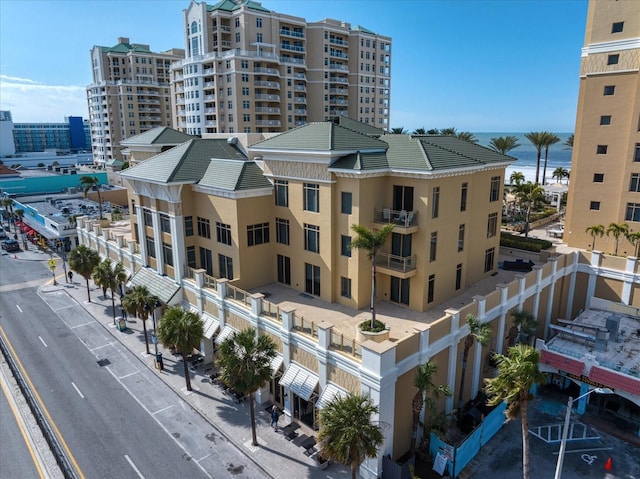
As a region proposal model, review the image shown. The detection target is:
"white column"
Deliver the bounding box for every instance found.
[136,206,148,265]
[516,273,526,310]
[544,258,558,339]
[151,210,164,274]
[532,265,544,318]
[445,308,460,414]
[621,256,636,305]
[496,284,509,354]
[586,251,601,310]
[471,296,486,398]
[567,252,578,318]
[170,213,185,284]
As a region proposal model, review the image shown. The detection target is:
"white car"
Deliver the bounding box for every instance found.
[0,228,7,239]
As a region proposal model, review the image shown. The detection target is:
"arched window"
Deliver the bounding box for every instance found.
[191,21,198,34]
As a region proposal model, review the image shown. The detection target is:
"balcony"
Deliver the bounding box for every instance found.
[329,63,349,72]
[329,37,346,46]
[255,94,281,101]
[281,43,305,53]
[281,57,305,65]
[203,68,214,75]
[204,107,216,114]
[330,51,348,59]
[295,108,307,115]
[294,96,306,104]
[330,99,348,106]
[255,120,282,127]
[330,88,348,94]
[294,72,306,80]
[255,67,280,75]
[255,107,281,114]
[254,80,280,89]
[280,29,305,38]
[205,95,215,101]
[329,76,348,84]
[205,120,217,127]
[204,82,215,88]
[373,208,419,232]
[375,253,417,278]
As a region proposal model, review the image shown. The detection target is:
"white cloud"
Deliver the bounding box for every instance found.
[0,75,88,122]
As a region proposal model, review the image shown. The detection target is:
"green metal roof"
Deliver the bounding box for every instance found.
[332,116,384,137]
[207,0,270,13]
[101,41,151,54]
[120,127,194,147]
[353,25,376,34]
[200,159,271,191]
[129,267,180,304]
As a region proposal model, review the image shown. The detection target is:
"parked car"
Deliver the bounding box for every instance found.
[1,239,19,252]
[0,228,7,239]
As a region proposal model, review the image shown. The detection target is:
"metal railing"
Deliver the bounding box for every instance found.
[329,330,362,358]
[374,208,418,227]
[203,273,217,292]
[375,253,417,273]
[292,313,317,338]
[226,284,250,307]
[261,300,280,321]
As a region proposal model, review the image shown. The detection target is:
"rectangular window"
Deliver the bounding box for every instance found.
[611,21,624,33]
[275,218,290,245]
[199,247,213,276]
[186,246,196,268]
[484,247,495,273]
[304,224,320,253]
[341,235,352,257]
[603,85,615,96]
[590,201,601,211]
[634,144,640,162]
[427,274,435,303]
[218,254,233,280]
[593,173,604,183]
[455,263,462,291]
[430,231,437,262]
[184,216,194,236]
[247,222,270,246]
[490,176,501,202]
[600,115,612,125]
[162,242,173,266]
[458,224,465,252]
[390,277,410,305]
[340,277,351,298]
[431,187,440,218]
[275,180,289,207]
[460,182,468,211]
[597,145,608,154]
[391,232,412,257]
[216,222,232,245]
[143,209,153,227]
[146,235,155,258]
[630,173,640,192]
[487,212,498,238]
[303,183,320,212]
[305,263,321,296]
[277,254,291,285]
[607,54,619,65]
[341,192,352,214]
[160,214,171,233]
[197,217,211,239]
[393,185,414,211]
[625,203,640,222]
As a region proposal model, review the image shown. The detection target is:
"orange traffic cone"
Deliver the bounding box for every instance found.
[13,254,17,259]
[605,457,612,471]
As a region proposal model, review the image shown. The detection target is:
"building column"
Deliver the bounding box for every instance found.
[567,252,578,318]
[471,295,486,398]
[532,265,544,319]
[621,256,636,305]
[170,213,185,284]
[445,308,460,414]
[516,273,526,310]
[586,251,601,310]
[152,211,164,274]
[496,284,509,354]
[576,382,590,414]
[279,306,295,416]
[544,258,558,339]
[136,206,148,266]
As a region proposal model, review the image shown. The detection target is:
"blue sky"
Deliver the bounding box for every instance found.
[0,0,588,132]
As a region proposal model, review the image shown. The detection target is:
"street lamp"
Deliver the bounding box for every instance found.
[151,299,162,370]
[554,387,613,479]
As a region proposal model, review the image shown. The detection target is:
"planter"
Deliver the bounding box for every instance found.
[315,455,330,470]
[356,320,390,343]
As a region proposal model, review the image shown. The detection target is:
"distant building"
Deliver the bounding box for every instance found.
[0,110,16,157]
[86,37,185,167]
[12,116,91,153]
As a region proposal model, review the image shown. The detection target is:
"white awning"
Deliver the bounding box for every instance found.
[316,383,348,410]
[202,314,220,340]
[214,325,236,345]
[279,363,318,401]
[270,355,284,376]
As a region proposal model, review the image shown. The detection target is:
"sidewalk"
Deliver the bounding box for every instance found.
[27,253,350,479]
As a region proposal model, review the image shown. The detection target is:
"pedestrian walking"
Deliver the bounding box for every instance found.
[68,270,73,283]
[271,405,280,430]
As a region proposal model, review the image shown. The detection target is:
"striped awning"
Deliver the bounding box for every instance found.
[316,383,348,410]
[214,325,236,345]
[270,355,284,376]
[279,363,318,401]
[201,314,220,340]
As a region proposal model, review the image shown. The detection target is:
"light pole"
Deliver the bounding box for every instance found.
[151,299,162,370]
[554,387,613,479]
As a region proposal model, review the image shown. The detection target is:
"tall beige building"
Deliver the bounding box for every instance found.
[171,0,391,136]
[565,0,640,254]
[87,37,185,167]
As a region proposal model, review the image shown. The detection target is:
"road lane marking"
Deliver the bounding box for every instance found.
[16,304,23,313]
[90,343,115,351]
[70,322,95,329]
[71,382,85,399]
[124,454,146,479]
[152,404,175,416]
[119,371,140,379]
[38,336,48,348]
[0,326,86,479]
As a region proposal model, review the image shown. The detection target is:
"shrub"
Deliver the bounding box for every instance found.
[500,232,552,252]
[359,319,386,333]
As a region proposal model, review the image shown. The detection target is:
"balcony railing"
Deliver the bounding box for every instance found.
[280,44,305,52]
[254,81,280,89]
[292,313,317,338]
[255,120,282,127]
[255,67,280,75]
[255,94,281,101]
[280,29,305,38]
[329,330,362,358]
[375,253,417,273]
[374,208,418,228]
[255,107,281,114]
[226,284,250,307]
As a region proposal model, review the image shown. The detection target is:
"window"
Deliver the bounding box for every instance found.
[162,242,173,266]
[184,216,194,236]
[256,17,262,28]
[626,203,640,222]
[257,33,263,43]
[199,247,213,276]
[303,183,319,212]
[460,182,468,211]
[341,192,352,214]
[487,212,498,238]
[634,144,640,162]
[341,235,352,257]
[429,232,437,262]
[143,209,153,227]
[160,214,171,233]
[277,255,291,285]
[490,176,501,202]
[393,185,414,211]
[597,145,608,154]
[431,187,440,218]
[186,246,196,268]
[305,263,321,296]
[590,201,601,211]
[603,85,615,96]
[607,54,619,65]
[427,274,435,303]
[390,277,410,305]
[600,115,612,125]
[458,224,465,252]
[611,21,624,33]
[304,224,320,253]
[247,222,270,246]
[391,232,412,258]
[340,277,351,298]
[630,173,640,192]
[216,222,232,245]
[455,264,462,291]
[593,173,604,183]
[218,254,233,280]
[276,218,290,245]
[146,235,155,258]
[275,180,288,206]
[484,247,495,273]
[197,217,211,239]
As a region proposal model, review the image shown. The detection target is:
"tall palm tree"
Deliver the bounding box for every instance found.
[412,127,426,135]
[485,345,546,479]
[68,245,100,302]
[92,259,127,322]
[350,223,395,329]
[488,136,521,155]
[455,131,478,143]
[157,306,204,391]
[507,310,538,348]
[14,208,24,228]
[426,128,440,134]
[122,285,156,354]
[552,167,568,184]
[607,222,629,255]
[439,127,457,136]
[585,224,605,251]
[625,231,640,257]
[317,392,384,479]
[411,360,451,453]
[563,134,574,149]
[216,329,276,446]
[457,314,491,421]
[514,181,545,238]
[509,171,525,186]
[524,131,545,184]
[79,175,104,219]
[0,198,14,232]
[541,132,560,185]
[390,127,407,134]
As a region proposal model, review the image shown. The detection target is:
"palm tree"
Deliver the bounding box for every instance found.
[509,171,525,186]
[485,345,546,479]
[216,329,276,446]
[439,127,456,136]
[507,310,538,347]
[607,222,629,255]
[426,128,440,134]
[412,127,426,135]
[625,231,640,257]
[488,136,521,155]
[390,127,407,134]
[552,167,568,184]
[524,131,545,184]
[541,132,560,185]
[0,198,14,232]
[514,181,545,238]
[79,175,104,219]
[92,259,127,322]
[455,131,478,143]
[585,224,605,251]
[317,392,384,479]
[68,245,100,302]
[350,223,395,329]
[563,134,574,149]
[157,306,204,391]
[122,285,156,354]
[411,360,451,453]
[14,208,24,228]
[457,314,491,421]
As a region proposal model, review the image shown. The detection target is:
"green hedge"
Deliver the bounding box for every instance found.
[500,232,552,252]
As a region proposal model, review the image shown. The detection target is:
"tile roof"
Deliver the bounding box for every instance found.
[207,0,270,13]
[199,159,271,191]
[332,116,384,137]
[539,349,585,376]
[330,152,389,171]
[120,127,193,147]
[589,366,640,396]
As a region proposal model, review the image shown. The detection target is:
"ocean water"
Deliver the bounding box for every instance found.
[474,132,573,184]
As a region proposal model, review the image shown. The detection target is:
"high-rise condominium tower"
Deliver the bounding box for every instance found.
[86,38,185,166]
[172,0,392,136]
[565,0,640,254]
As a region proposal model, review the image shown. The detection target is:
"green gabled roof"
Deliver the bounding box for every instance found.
[200,159,271,191]
[207,0,270,13]
[122,139,247,183]
[251,122,388,152]
[120,127,193,147]
[353,25,376,34]
[101,42,151,54]
[332,116,384,137]
[330,152,389,171]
